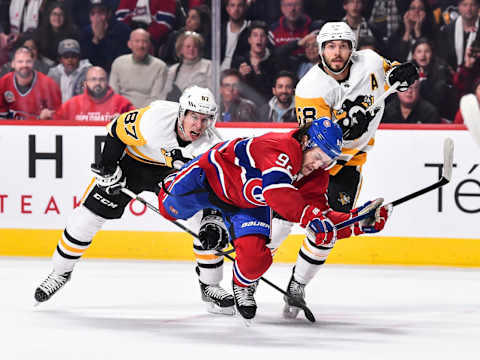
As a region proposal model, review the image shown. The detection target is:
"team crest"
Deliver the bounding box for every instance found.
[4,91,15,103]
[334,95,380,140]
[338,192,351,206]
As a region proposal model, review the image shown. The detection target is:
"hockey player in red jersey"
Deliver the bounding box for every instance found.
[157,118,392,321]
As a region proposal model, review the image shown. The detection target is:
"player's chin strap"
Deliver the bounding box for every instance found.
[119,186,316,323]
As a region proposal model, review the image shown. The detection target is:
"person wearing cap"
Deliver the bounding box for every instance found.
[48,39,92,103]
[109,28,168,107]
[80,0,131,73]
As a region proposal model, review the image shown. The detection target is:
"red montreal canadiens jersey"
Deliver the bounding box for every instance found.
[0,71,61,119]
[198,130,330,223]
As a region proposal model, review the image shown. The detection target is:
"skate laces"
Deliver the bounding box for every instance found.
[204,284,231,300]
[288,278,305,299]
[233,283,257,306]
[39,272,69,294]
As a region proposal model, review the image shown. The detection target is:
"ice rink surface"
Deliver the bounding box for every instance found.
[1,257,479,360]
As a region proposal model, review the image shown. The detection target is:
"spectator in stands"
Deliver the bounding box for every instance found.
[160,5,211,65]
[0,47,61,120]
[382,79,441,123]
[454,77,480,123]
[412,37,456,120]
[269,0,312,56]
[342,0,379,44]
[438,0,479,69]
[296,32,320,79]
[219,68,257,122]
[9,0,43,34]
[163,31,212,102]
[245,0,281,26]
[34,2,79,63]
[232,21,279,105]
[388,0,438,61]
[69,0,118,30]
[48,39,91,103]
[0,32,53,77]
[357,34,380,52]
[115,0,176,49]
[80,0,131,73]
[453,40,480,101]
[109,28,168,107]
[369,0,402,46]
[55,66,134,121]
[221,0,250,70]
[274,30,319,78]
[258,70,297,122]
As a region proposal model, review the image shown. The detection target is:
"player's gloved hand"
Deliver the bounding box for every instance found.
[349,198,392,234]
[198,209,229,250]
[91,163,126,195]
[386,62,419,92]
[300,205,337,247]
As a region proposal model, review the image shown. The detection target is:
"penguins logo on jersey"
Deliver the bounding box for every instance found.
[334,95,380,140]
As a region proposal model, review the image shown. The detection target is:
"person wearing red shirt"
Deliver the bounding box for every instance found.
[115,0,176,46]
[0,47,61,120]
[55,66,134,122]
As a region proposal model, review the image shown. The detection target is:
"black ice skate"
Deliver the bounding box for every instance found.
[196,267,235,315]
[283,273,306,319]
[34,270,71,304]
[232,280,258,322]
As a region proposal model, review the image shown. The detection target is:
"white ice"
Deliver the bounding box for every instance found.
[1,257,479,360]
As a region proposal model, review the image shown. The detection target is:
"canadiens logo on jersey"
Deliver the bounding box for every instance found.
[4,91,15,103]
[334,95,380,140]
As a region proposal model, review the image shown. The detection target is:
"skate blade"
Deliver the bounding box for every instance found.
[205,302,236,316]
[283,303,300,319]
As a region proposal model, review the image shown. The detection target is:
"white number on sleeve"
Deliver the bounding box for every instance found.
[275,153,292,172]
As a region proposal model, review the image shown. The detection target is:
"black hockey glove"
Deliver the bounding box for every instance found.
[91,163,126,195]
[198,209,229,250]
[386,62,419,92]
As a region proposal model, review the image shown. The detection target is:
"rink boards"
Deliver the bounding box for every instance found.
[0,122,479,266]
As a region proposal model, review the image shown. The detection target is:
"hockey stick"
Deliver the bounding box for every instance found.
[334,137,454,231]
[365,81,400,115]
[120,187,316,323]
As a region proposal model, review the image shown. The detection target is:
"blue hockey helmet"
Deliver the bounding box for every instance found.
[305,117,343,160]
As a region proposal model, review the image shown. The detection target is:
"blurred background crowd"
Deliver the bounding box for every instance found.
[0,0,479,124]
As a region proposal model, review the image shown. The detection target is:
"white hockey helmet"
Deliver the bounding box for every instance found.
[317,22,356,75]
[178,85,218,135]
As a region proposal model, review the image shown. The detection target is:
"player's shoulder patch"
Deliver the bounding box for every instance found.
[113,106,150,146]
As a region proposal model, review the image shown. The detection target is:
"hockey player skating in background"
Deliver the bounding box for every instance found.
[279,22,419,318]
[34,86,236,314]
[157,118,392,321]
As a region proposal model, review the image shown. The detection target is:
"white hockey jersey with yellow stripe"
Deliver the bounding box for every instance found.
[295,49,398,175]
[107,100,219,167]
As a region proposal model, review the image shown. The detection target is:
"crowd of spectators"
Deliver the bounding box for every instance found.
[0,0,479,124]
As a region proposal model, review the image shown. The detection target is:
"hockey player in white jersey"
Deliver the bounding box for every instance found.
[275,22,419,319]
[34,86,235,314]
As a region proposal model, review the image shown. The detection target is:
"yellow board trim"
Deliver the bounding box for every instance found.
[1,229,480,267]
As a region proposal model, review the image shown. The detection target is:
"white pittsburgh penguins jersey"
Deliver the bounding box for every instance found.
[107,100,219,167]
[295,49,398,175]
